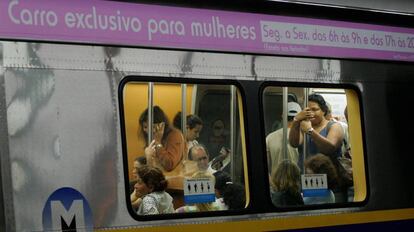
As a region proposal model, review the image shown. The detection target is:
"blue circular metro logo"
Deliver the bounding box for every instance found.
[42,187,93,231]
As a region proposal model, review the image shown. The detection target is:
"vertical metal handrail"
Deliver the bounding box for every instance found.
[147,82,154,144]
[181,84,189,161]
[181,84,187,141]
[303,88,309,173]
[282,87,288,161]
[230,86,237,180]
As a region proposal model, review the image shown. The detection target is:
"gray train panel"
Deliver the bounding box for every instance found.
[0,41,387,231]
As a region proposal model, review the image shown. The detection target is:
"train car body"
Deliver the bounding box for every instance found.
[0,0,414,231]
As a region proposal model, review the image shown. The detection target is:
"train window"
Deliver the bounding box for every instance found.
[120,80,248,217]
[263,86,366,207]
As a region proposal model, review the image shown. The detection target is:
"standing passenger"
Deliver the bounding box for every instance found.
[325,103,350,158]
[266,102,302,175]
[173,112,204,150]
[288,94,344,170]
[288,94,349,201]
[208,119,228,160]
[139,106,186,172]
[289,94,344,159]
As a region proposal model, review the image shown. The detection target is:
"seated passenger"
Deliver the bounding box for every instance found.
[173,112,204,150]
[134,166,175,215]
[130,156,147,194]
[189,144,215,174]
[212,170,245,210]
[130,157,148,210]
[139,106,186,173]
[303,154,338,204]
[270,160,304,206]
[175,171,221,213]
[210,146,231,173]
[213,171,231,210]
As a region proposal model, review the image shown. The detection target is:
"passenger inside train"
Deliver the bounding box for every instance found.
[123,82,247,214]
[303,154,338,204]
[210,146,231,173]
[130,157,148,210]
[175,171,222,213]
[134,166,175,215]
[129,156,147,193]
[270,160,304,206]
[288,93,351,203]
[266,102,302,175]
[123,82,357,216]
[263,87,355,207]
[188,144,216,174]
[211,170,246,210]
[139,106,186,173]
[173,113,204,151]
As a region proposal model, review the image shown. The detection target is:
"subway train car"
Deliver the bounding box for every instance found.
[1,0,414,231]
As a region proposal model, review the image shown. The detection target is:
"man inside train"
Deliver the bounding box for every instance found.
[266,101,302,175]
[189,144,216,174]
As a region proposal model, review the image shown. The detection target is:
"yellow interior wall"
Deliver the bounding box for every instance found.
[345,89,367,202]
[123,83,193,180]
[237,90,250,207]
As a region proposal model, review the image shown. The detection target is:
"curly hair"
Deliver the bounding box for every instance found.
[305,154,339,189]
[137,166,168,192]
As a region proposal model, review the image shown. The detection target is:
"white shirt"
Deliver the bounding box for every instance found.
[266,128,299,173]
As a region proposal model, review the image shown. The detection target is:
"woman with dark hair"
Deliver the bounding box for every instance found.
[139,106,186,172]
[288,94,349,202]
[213,171,246,210]
[134,166,174,215]
[289,94,344,161]
[303,154,338,204]
[173,112,204,150]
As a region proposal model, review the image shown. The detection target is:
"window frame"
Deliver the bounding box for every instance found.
[118,76,251,220]
[259,82,368,211]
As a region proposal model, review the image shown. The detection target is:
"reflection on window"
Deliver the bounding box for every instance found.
[121,81,248,216]
[264,87,364,207]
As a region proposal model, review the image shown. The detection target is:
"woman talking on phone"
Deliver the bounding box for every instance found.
[139,106,187,172]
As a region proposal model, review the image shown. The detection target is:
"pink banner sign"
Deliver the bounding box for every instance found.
[1,0,414,61]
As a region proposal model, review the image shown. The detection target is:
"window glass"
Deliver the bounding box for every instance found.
[121,81,248,216]
[263,86,365,207]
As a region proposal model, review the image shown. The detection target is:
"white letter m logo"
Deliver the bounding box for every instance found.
[50,199,85,231]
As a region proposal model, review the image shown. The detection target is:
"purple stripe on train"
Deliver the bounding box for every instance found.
[1,0,414,61]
